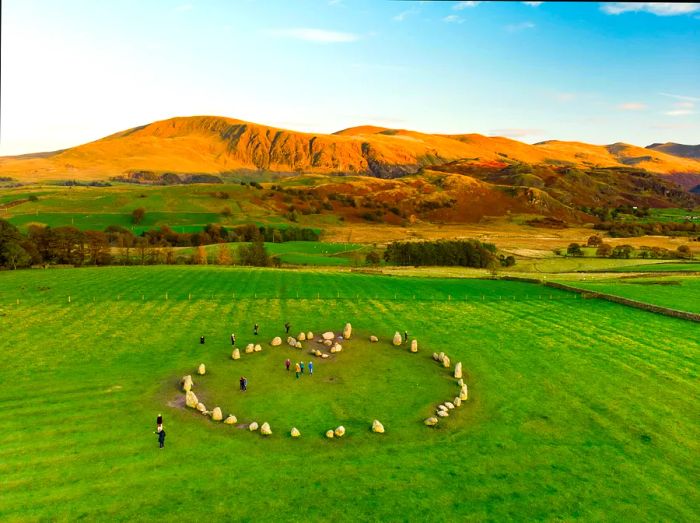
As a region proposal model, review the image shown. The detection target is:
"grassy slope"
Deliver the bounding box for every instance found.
[556,275,700,313]
[0,267,698,521]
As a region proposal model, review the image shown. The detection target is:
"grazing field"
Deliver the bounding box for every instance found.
[556,275,700,314]
[607,262,700,273]
[0,267,698,521]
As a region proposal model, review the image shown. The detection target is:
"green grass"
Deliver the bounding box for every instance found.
[0,266,698,521]
[555,275,700,313]
[506,256,667,273]
[607,262,700,272]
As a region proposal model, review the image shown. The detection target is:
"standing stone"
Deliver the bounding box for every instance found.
[245,343,255,353]
[295,342,302,349]
[298,332,306,341]
[232,348,241,360]
[453,397,462,407]
[224,415,237,425]
[370,335,378,343]
[288,338,297,347]
[307,332,314,340]
[437,404,448,412]
[261,422,272,435]
[197,363,206,375]
[334,426,346,437]
[442,356,451,368]
[424,417,439,426]
[185,390,198,408]
[322,331,335,341]
[454,362,463,379]
[321,354,329,359]
[410,340,418,353]
[196,402,206,413]
[460,384,469,401]
[432,353,439,361]
[392,332,402,346]
[211,407,223,421]
[372,420,385,433]
[343,323,352,340]
[325,430,335,439]
[181,375,193,392]
[457,378,464,387]
[438,352,445,363]
[249,422,259,431]
[290,427,301,438]
[254,344,262,352]
[437,410,449,417]
[271,337,282,346]
[445,402,455,410]
[323,340,333,347]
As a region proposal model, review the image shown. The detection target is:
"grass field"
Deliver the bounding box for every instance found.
[0,267,698,521]
[606,262,700,273]
[556,275,700,314]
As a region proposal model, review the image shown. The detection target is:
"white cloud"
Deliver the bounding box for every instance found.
[673,101,695,109]
[660,92,700,102]
[268,28,361,43]
[454,1,480,10]
[601,3,700,16]
[617,102,647,111]
[522,2,543,6]
[505,21,535,32]
[393,9,419,22]
[489,128,544,138]
[664,109,695,116]
[443,15,465,24]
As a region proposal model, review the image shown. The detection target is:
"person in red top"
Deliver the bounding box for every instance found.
[285,358,291,371]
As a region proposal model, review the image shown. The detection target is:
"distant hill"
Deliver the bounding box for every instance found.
[647,142,700,160]
[1,115,699,184]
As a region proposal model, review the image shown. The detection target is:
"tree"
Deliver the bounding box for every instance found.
[84,230,111,265]
[611,244,634,259]
[365,250,381,267]
[238,238,269,267]
[1,242,31,269]
[676,244,692,259]
[587,235,602,247]
[194,245,208,265]
[596,243,612,257]
[216,243,232,265]
[567,243,584,257]
[132,207,146,225]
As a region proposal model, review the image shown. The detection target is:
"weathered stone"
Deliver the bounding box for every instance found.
[196,402,206,412]
[290,427,301,438]
[307,332,314,340]
[323,339,333,347]
[438,352,445,363]
[322,331,335,340]
[424,417,439,426]
[321,353,329,359]
[224,415,237,424]
[460,384,468,401]
[330,346,337,354]
[437,410,449,417]
[372,420,385,433]
[254,344,262,352]
[343,323,352,340]
[392,332,402,346]
[315,350,322,357]
[437,404,448,412]
[249,422,259,431]
[185,390,198,408]
[410,340,418,353]
[457,378,464,387]
[325,430,335,439]
[245,343,254,353]
[197,363,206,375]
[453,397,462,407]
[296,332,305,341]
[181,375,193,392]
[370,335,378,343]
[288,337,297,347]
[334,425,346,437]
[454,362,463,379]
[211,407,223,421]
[432,352,439,361]
[332,343,342,352]
[442,356,451,368]
[295,342,302,349]
[445,402,455,410]
[232,348,241,360]
[260,422,272,435]
[271,336,282,346]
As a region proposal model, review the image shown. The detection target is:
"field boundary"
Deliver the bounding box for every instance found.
[501,276,700,322]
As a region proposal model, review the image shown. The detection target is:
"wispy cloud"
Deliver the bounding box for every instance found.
[601,3,700,16]
[617,102,647,111]
[453,1,480,10]
[505,21,535,32]
[393,8,419,22]
[664,109,695,116]
[522,2,543,6]
[267,28,361,43]
[443,15,465,24]
[673,101,696,109]
[660,92,700,102]
[489,128,544,138]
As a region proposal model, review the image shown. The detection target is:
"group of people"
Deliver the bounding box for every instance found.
[239,376,248,391]
[285,358,313,379]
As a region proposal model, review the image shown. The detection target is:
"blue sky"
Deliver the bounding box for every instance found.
[1,1,699,155]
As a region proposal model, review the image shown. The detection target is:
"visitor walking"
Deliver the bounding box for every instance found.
[404,330,409,343]
[285,358,291,372]
[157,428,166,448]
[308,361,313,376]
[239,376,245,391]
[156,414,163,432]
[243,377,248,392]
[295,362,301,379]
[200,335,205,345]
[300,361,305,375]
[285,321,290,334]
[253,323,259,336]
[230,333,236,346]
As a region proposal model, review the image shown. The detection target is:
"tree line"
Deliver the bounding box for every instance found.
[0,219,315,269]
[383,239,515,268]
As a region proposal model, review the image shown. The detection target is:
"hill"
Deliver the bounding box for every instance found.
[647,142,700,160]
[1,116,699,184]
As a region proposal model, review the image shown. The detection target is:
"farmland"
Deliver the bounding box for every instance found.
[0,267,698,521]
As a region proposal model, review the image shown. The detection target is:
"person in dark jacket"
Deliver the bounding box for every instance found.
[243,377,248,391]
[300,361,305,375]
[253,324,259,336]
[285,322,290,334]
[200,335,205,344]
[230,333,236,346]
[158,429,166,448]
[156,414,163,431]
[239,376,245,391]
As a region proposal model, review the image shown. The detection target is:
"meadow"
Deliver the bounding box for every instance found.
[0,266,698,521]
